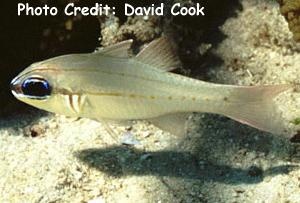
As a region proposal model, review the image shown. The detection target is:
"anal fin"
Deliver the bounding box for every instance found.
[148,113,190,136]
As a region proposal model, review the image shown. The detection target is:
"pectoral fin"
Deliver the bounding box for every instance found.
[148,113,190,137]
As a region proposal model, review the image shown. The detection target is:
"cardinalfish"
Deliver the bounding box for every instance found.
[10,37,293,136]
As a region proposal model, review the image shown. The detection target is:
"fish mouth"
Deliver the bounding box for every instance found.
[10,77,22,96]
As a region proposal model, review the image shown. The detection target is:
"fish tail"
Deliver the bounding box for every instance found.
[217,84,293,134]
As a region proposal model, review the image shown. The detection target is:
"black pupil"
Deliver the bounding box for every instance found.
[21,77,51,98]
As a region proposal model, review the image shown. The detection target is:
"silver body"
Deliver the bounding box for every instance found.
[46,54,227,120]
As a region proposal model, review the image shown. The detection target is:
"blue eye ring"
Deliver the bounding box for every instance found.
[21,77,52,99]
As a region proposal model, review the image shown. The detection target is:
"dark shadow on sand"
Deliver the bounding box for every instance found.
[0,109,49,131]
[76,146,298,185]
[76,114,299,186]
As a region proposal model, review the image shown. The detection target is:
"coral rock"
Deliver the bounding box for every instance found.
[279,0,300,41]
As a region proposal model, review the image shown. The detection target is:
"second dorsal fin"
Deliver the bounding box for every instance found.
[94,39,133,58]
[135,37,181,72]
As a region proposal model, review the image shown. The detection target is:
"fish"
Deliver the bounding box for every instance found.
[10,37,293,136]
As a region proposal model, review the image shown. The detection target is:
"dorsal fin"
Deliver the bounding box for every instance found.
[94,39,133,58]
[135,37,181,72]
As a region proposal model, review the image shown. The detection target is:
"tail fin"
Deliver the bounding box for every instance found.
[218,84,293,135]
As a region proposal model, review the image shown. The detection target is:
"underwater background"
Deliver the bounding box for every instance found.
[1,0,300,202]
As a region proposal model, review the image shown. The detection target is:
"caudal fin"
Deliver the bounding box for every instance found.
[218,84,293,135]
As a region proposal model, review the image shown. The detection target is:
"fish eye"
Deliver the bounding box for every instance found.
[21,77,52,99]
